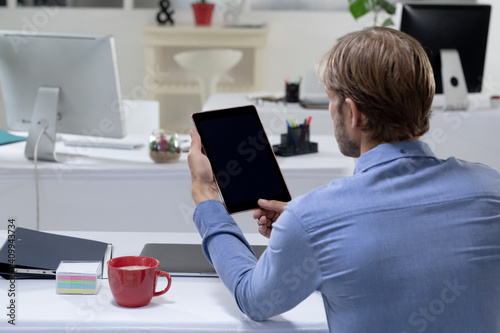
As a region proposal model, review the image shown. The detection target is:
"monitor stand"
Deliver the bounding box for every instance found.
[24,86,61,162]
[440,49,469,111]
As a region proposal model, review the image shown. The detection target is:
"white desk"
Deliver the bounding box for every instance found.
[203,93,336,138]
[0,278,327,333]
[0,231,328,332]
[423,109,500,171]
[0,133,353,233]
[205,93,500,171]
[3,92,498,233]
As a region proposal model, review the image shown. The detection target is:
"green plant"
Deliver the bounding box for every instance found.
[348,0,396,27]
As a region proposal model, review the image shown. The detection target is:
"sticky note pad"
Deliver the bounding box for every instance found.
[56,261,101,295]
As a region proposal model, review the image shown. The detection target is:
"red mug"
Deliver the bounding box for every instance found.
[107,256,172,307]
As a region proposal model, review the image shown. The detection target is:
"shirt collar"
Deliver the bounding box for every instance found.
[354,140,437,174]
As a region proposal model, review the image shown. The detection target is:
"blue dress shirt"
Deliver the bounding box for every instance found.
[193,140,500,333]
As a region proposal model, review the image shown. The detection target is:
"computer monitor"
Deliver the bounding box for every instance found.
[398,3,491,110]
[0,30,126,161]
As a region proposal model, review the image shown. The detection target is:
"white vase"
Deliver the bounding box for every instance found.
[222,0,246,24]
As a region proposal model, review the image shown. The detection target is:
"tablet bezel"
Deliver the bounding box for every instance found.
[191,105,291,214]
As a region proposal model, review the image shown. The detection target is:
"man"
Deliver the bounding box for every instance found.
[187,27,500,332]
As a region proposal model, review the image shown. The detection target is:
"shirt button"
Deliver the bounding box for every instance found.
[400,149,406,154]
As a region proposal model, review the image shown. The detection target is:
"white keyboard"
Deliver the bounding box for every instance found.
[63,140,144,150]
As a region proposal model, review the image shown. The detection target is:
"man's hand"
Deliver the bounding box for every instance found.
[253,199,287,238]
[187,130,220,205]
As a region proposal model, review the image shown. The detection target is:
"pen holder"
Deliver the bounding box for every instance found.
[285,82,300,103]
[273,125,318,156]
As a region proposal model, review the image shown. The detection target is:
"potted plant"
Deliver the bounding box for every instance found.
[348,0,396,27]
[192,0,215,26]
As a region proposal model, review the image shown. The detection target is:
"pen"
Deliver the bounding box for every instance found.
[289,118,296,127]
[306,116,312,126]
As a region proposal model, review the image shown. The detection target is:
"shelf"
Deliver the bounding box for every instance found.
[142,25,269,48]
[141,24,269,131]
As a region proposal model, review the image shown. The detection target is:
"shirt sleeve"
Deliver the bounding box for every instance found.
[193,200,321,321]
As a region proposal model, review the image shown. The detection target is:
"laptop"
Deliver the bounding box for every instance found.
[140,243,267,277]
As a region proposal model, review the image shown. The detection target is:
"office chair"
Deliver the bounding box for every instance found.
[173,49,243,107]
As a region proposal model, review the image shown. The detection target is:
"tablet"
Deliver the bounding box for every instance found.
[192,105,291,214]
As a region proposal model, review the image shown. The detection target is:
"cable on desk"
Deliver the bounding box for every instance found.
[33,123,49,231]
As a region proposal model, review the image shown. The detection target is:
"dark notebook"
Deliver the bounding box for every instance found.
[0,227,110,279]
[140,243,267,277]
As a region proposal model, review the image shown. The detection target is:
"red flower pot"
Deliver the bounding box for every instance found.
[192,3,215,26]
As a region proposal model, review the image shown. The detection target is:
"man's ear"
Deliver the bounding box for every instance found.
[345,98,365,129]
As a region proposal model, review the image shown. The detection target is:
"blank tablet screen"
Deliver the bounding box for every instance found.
[192,105,291,213]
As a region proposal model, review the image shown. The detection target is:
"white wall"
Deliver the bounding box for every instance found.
[0,3,499,130]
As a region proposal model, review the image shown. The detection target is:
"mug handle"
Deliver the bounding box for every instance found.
[154,270,172,297]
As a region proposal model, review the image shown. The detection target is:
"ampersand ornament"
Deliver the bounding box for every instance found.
[157,0,175,25]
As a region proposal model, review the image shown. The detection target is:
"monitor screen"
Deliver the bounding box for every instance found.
[0,31,126,161]
[399,4,491,95]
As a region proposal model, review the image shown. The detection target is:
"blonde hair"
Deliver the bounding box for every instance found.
[319,27,435,142]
